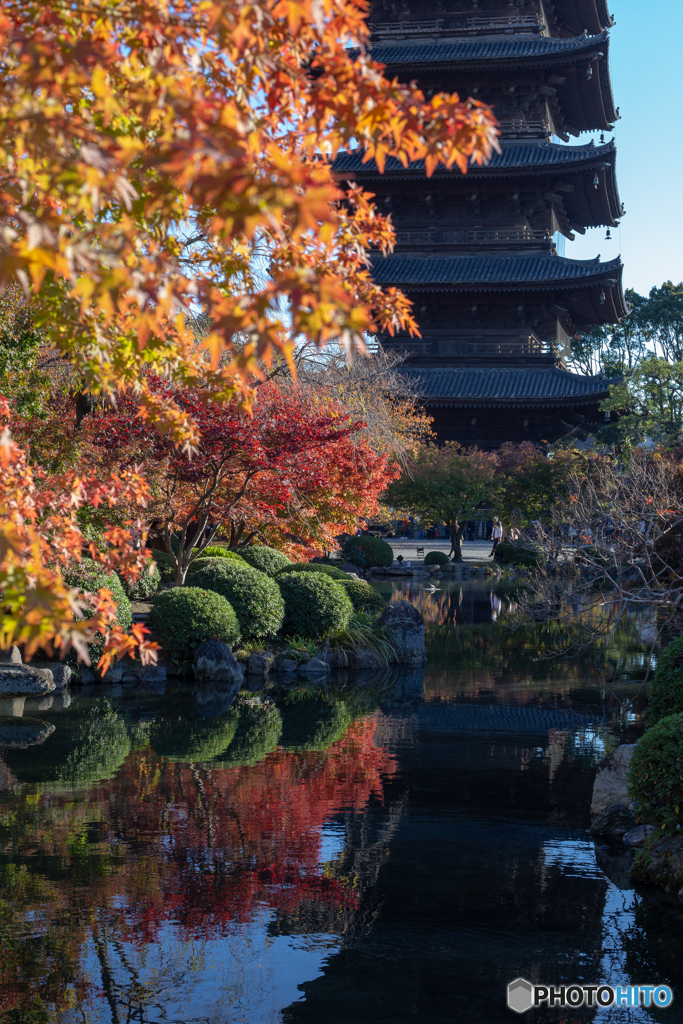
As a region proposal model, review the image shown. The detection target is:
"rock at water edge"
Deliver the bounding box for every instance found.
[379,601,426,666]
[590,744,637,818]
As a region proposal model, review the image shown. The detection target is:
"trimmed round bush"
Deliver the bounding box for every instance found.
[424,550,449,566]
[494,541,544,568]
[238,545,292,577]
[186,556,233,577]
[629,713,683,834]
[148,587,240,662]
[339,577,384,613]
[190,561,284,641]
[342,535,393,568]
[201,546,248,564]
[61,558,132,663]
[647,635,683,724]
[118,556,161,600]
[278,571,353,639]
[279,697,352,752]
[217,703,283,766]
[277,562,349,581]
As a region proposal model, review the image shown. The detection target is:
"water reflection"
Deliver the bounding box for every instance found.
[0,583,682,1022]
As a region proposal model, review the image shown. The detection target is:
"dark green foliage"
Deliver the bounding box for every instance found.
[279,696,352,751]
[494,541,545,568]
[5,702,130,790]
[151,712,239,762]
[424,550,449,566]
[118,557,161,600]
[61,558,132,662]
[148,587,240,662]
[342,534,393,568]
[338,577,384,613]
[277,561,349,581]
[190,561,285,640]
[217,702,283,766]
[278,571,353,638]
[150,548,176,582]
[648,635,683,724]
[238,545,292,576]
[629,713,683,834]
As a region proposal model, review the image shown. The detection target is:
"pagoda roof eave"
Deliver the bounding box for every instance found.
[367,32,617,133]
[334,141,623,230]
[394,365,616,407]
[548,0,614,36]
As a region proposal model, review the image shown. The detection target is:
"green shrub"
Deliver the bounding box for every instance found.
[647,635,683,724]
[118,556,161,600]
[151,712,239,762]
[218,702,283,766]
[278,571,353,638]
[5,701,130,790]
[190,561,284,640]
[424,550,449,566]
[148,587,240,662]
[338,577,384,613]
[279,696,352,752]
[150,548,176,582]
[629,713,683,834]
[342,534,393,568]
[61,558,132,663]
[277,561,349,581]
[494,541,544,568]
[202,546,247,564]
[238,545,292,576]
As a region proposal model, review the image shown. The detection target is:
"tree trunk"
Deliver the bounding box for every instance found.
[448,520,465,562]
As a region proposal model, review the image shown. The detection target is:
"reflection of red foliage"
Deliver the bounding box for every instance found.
[0,716,396,1015]
[108,716,395,941]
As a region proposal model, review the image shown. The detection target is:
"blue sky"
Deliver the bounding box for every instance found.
[561,0,683,295]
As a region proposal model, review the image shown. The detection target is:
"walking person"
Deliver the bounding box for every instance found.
[491,517,503,557]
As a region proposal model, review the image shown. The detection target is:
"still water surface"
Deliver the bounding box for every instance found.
[1,581,682,1023]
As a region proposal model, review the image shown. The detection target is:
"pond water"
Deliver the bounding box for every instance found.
[1,581,682,1024]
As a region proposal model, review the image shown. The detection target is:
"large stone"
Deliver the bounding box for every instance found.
[0,646,22,666]
[589,802,636,839]
[590,743,637,817]
[632,836,683,892]
[379,601,426,665]
[342,562,362,576]
[193,641,244,687]
[297,657,330,677]
[275,656,299,675]
[248,652,275,676]
[38,662,72,689]
[0,665,55,697]
[623,825,657,848]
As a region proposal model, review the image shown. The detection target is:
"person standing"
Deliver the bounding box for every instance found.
[491,518,503,556]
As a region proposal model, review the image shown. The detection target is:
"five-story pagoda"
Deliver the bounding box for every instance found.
[335,0,626,448]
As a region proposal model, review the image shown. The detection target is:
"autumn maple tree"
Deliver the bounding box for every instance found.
[86,377,399,582]
[0,0,498,658]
